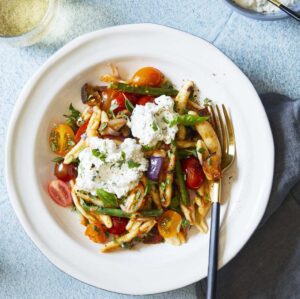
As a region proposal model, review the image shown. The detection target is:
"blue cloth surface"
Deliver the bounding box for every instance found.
[1,1,300,298]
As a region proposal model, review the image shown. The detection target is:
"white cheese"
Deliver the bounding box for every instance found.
[129,95,178,147]
[233,0,297,13]
[76,138,148,198]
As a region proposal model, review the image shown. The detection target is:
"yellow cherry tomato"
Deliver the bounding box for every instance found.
[132,67,163,87]
[158,210,182,239]
[49,124,75,156]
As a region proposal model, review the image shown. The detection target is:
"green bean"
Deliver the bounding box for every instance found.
[110,82,178,97]
[175,157,190,206]
[83,205,163,218]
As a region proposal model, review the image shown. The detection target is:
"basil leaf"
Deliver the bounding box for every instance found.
[169,114,209,127]
[63,103,81,130]
[125,98,134,112]
[96,189,118,208]
[181,219,190,229]
[177,149,197,158]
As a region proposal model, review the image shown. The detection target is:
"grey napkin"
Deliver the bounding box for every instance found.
[196,93,300,299]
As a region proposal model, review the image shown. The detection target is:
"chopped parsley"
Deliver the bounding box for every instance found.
[151,121,158,131]
[162,116,169,124]
[92,149,106,162]
[142,145,155,151]
[181,219,190,229]
[127,160,141,168]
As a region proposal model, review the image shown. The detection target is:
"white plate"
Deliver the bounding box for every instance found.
[5,24,274,295]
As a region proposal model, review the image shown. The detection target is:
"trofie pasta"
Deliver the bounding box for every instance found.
[47,66,221,252]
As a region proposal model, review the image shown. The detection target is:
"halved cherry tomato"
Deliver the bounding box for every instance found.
[143,226,164,244]
[181,156,205,189]
[132,67,163,87]
[136,95,155,106]
[158,210,182,239]
[49,124,75,156]
[54,163,77,181]
[107,217,129,235]
[111,92,138,113]
[74,120,89,143]
[85,222,107,243]
[48,179,73,207]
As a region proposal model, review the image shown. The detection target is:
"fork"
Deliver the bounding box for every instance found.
[206,105,236,299]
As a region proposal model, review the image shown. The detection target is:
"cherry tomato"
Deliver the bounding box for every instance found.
[111,92,138,113]
[107,217,129,235]
[132,67,163,87]
[136,95,155,106]
[49,124,75,156]
[143,226,164,244]
[74,120,89,143]
[47,179,73,207]
[54,163,77,181]
[85,222,107,243]
[181,156,205,189]
[158,210,182,239]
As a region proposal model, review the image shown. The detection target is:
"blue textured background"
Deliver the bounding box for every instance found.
[0,1,299,298]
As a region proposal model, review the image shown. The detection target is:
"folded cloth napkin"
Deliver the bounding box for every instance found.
[196,93,300,299]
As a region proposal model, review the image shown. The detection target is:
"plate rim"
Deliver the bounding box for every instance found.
[5,23,274,295]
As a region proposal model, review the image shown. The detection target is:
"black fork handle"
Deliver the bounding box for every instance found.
[206,202,220,299]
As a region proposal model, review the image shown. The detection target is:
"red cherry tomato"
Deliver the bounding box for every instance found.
[111,92,138,113]
[143,226,164,244]
[74,120,89,143]
[136,95,155,106]
[47,179,73,207]
[54,163,77,181]
[107,217,129,235]
[132,67,163,87]
[181,156,205,189]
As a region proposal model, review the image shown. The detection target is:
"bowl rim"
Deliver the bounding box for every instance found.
[223,0,300,20]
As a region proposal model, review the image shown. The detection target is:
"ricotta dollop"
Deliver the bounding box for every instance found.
[76,138,148,198]
[129,95,178,147]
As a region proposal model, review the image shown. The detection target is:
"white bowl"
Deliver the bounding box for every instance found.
[5,24,274,295]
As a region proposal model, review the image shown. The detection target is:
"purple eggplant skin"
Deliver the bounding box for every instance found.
[147,156,164,181]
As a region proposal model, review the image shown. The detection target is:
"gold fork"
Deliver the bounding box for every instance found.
[206,104,236,299]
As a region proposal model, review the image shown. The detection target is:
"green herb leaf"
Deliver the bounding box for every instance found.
[151,121,158,131]
[127,160,141,168]
[96,189,118,208]
[51,156,64,163]
[169,114,209,127]
[142,145,155,151]
[99,122,108,132]
[197,147,206,154]
[203,98,212,106]
[50,142,58,152]
[170,195,180,210]
[178,149,197,158]
[125,98,134,112]
[181,219,190,229]
[92,149,106,162]
[160,182,166,191]
[109,103,119,118]
[162,117,169,124]
[144,179,153,196]
[63,104,81,130]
